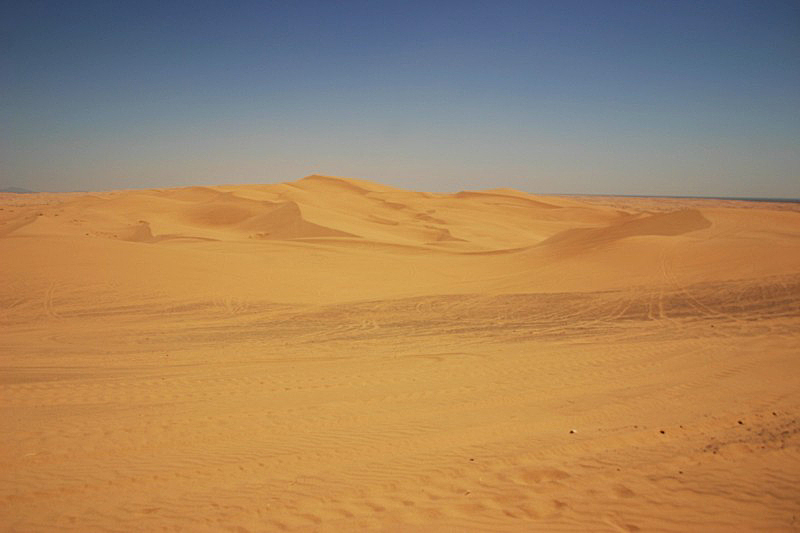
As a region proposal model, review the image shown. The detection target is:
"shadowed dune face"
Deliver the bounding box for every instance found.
[185,196,356,240]
[539,208,713,250]
[1,177,800,532]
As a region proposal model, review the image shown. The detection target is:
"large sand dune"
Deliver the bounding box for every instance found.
[1,175,799,531]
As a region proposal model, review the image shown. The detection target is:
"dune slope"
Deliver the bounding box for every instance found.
[1,176,799,532]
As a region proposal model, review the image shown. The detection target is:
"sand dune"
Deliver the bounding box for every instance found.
[1,176,799,531]
[538,209,712,249]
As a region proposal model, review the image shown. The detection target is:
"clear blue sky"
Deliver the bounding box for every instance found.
[2,0,799,196]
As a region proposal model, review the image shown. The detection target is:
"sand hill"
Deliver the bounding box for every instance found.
[1,175,799,531]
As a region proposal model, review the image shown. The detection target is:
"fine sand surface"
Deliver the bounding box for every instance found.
[2,175,799,532]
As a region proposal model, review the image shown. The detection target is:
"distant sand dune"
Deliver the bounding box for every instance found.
[538,208,712,250]
[1,177,799,531]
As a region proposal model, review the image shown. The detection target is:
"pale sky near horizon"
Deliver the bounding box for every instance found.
[2,1,799,197]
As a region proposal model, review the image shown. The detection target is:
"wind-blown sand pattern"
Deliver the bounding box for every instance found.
[2,175,799,531]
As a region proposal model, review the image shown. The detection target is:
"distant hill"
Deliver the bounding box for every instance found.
[0,186,37,193]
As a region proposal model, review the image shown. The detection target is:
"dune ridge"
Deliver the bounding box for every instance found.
[538,208,712,250]
[1,176,799,531]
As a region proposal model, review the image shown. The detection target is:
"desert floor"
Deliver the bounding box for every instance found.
[2,175,799,532]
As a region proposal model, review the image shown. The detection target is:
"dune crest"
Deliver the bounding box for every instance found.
[539,208,713,250]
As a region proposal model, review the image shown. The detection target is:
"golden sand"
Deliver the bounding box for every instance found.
[2,175,799,531]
